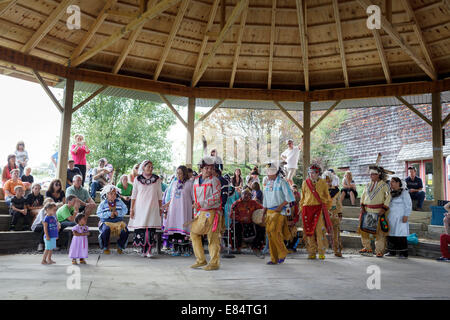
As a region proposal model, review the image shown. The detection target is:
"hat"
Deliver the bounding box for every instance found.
[264,162,279,175]
[308,164,322,175]
[198,156,216,169]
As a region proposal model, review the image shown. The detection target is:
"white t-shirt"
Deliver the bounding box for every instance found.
[281,147,300,169]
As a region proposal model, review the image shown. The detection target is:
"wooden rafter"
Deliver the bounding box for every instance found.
[73,86,108,113]
[311,100,341,131]
[158,93,188,128]
[69,0,117,65]
[0,0,17,17]
[385,0,392,23]
[154,0,190,80]
[268,0,276,89]
[274,101,304,132]
[192,0,221,86]
[229,1,249,88]
[295,0,309,91]
[332,0,349,87]
[442,112,450,127]
[402,0,436,75]
[396,96,432,126]
[22,0,75,54]
[191,0,248,87]
[357,0,437,81]
[112,0,152,74]
[32,69,63,113]
[194,99,225,127]
[372,29,391,83]
[71,0,182,68]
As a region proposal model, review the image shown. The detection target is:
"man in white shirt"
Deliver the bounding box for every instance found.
[281,139,301,186]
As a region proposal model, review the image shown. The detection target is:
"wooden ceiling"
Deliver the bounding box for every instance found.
[0,0,449,92]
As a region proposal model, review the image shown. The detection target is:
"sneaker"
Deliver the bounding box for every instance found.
[171,251,181,257]
[146,252,154,258]
[37,243,44,252]
[384,252,396,257]
[266,261,277,265]
[277,258,285,264]
[436,256,449,262]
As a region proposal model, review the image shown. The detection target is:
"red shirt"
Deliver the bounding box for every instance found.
[2,164,17,184]
[70,144,90,165]
[231,199,264,223]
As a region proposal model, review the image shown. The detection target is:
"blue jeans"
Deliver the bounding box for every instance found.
[410,191,425,209]
[90,181,102,199]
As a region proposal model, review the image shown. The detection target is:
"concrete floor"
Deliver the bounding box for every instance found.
[0,249,449,300]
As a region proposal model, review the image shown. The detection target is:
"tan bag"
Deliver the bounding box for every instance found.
[191,211,215,235]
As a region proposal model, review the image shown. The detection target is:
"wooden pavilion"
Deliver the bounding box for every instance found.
[0,0,449,201]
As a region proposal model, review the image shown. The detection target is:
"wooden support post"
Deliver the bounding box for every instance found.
[57,79,75,191]
[432,91,444,203]
[186,97,195,168]
[302,101,311,179]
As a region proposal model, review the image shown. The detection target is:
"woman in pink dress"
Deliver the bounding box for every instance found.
[71,134,90,186]
[162,166,194,256]
[69,213,90,264]
[128,160,163,258]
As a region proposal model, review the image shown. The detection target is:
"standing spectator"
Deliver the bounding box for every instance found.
[3,169,25,207]
[50,151,58,169]
[437,203,450,261]
[66,160,82,188]
[129,163,140,184]
[405,167,426,211]
[25,183,44,222]
[210,149,223,171]
[71,134,90,186]
[90,158,110,199]
[129,160,163,257]
[340,171,358,206]
[2,154,18,184]
[21,167,34,193]
[9,185,30,231]
[45,179,66,205]
[385,177,411,259]
[280,139,301,186]
[66,175,96,216]
[14,141,29,177]
[56,195,79,231]
[117,174,133,211]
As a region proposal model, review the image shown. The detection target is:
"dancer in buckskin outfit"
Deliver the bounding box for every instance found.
[323,171,343,257]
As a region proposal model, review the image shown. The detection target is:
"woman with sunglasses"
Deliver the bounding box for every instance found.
[45,179,66,206]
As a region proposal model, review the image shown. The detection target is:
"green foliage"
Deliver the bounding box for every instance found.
[71,93,175,182]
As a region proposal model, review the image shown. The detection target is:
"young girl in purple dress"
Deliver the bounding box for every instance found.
[69,213,90,265]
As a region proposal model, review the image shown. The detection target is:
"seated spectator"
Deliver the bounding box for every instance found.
[31,198,62,251]
[90,158,110,199]
[4,169,25,207]
[117,174,132,211]
[405,167,426,211]
[14,141,29,178]
[67,159,82,188]
[246,166,261,189]
[21,167,34,194]
[340,170,358,206]
[66,175,96,216]
[56,195,80,231]
[103,158,114,183]
[2,154,18,184]
[437,203,450,261]
[26,183,44,222]
[251,181,263,204]
[9,185,31,231]
[45,179,66,205]
[97,184,129,254]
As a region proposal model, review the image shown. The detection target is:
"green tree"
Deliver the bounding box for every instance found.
[71,93,176,182]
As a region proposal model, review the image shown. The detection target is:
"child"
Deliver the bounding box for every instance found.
[9,185,30,231]
[69,213,90,265]
[25,183,44,223]
[14,141,29,178]
[42,202,59,265]
[21,167,34,193]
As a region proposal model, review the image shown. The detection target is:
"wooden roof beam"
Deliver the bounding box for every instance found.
[401,0,436,75]
[268,0,276,89]
[195,99,225,127]
[32,69,63,113]
[69,0,117,65]
[154,0,190,80]
[372,29,391,83]
[274,101,304,132]
[191,0,220,86]
[311,100,341,131]
[295,0,309,91]
[357,0,437,81]
[71,0,182,68]
[73,86,107,113]
[396,95,432,126]
[22,0,76,54]
[332,0,349,87]
[158,93,188,128]
[0,0,17,17]
[191,0,248,87]
[229,1,249,88]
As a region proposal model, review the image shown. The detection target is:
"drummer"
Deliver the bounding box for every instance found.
[230,189,265,257]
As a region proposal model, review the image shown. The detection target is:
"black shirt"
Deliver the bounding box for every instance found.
[45,190,65,203]
[21,175,34,184]
[10,196,26,211]
[26,193,44,207]
[405,176,423,191]
[67,167,82,183]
